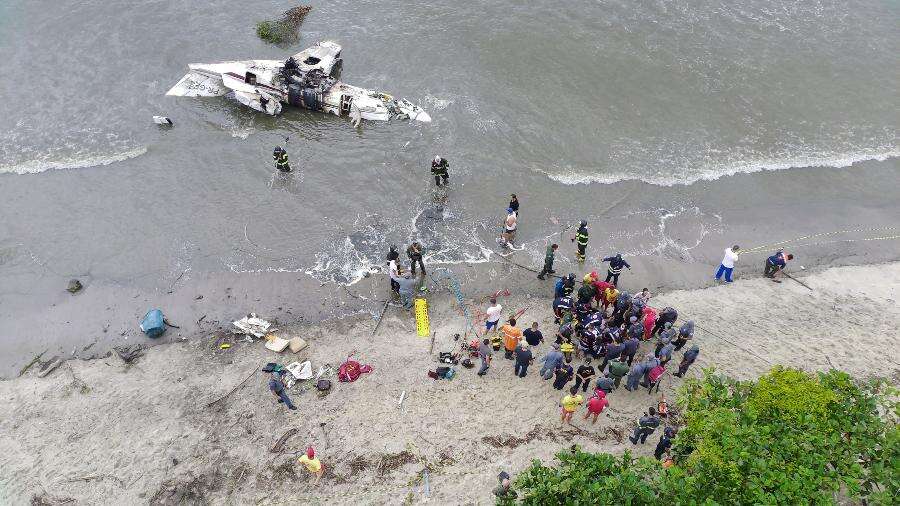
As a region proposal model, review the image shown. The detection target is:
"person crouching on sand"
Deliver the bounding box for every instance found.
[297,447,323,485]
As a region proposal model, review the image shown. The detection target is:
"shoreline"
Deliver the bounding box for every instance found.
[2,262,898,504]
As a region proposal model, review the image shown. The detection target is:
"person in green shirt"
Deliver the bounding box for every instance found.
[608,355,630,389]
[537,243,559,280]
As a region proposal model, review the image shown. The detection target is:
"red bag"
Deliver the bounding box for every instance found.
[648,365,666,383]
[338,359,373,382]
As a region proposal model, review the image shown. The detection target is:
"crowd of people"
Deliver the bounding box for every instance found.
[476,266,702,469]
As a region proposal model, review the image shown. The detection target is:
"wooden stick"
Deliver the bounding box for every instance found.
[18,350,47,377]
[783,272,813,291]
[372,299,391,335]
[206,369,257,408]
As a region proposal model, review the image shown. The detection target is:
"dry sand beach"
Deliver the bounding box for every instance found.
[1,262,898,505]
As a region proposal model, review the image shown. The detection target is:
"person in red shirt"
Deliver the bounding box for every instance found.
[583,389,609,424]
[592,280,614,307]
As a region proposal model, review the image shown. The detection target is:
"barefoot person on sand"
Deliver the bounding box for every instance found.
[297,447,323,485]
[583,388,609,424]
[560,385,584,425]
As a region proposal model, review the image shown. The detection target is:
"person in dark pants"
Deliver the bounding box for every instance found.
[602,253,631,285]
[273,146,291,172]
[406,242,426,275]
[514,342,533,378]
[508,194,519,216]
[599,339,624,372]
[431,156,449,186]
[387,246,401,294]
[764,251,793,280]
[607,355,630,388]
[477,338,493,376]
[573,358,596,392]
[537,244,559,280]
[629,407,660,444]
[673,320,694,351]
[674,344,700,377]
[654,427,676,459]
[572,221,589,262]
[268,371,297,410]
[651,307,678,337]
[622,335,640,366]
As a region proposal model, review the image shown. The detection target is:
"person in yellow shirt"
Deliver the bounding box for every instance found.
[560,385,584,425]
[297,446,323,485]
[500,318,523,360]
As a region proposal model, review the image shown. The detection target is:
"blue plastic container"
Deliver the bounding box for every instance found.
[140,309,166,338]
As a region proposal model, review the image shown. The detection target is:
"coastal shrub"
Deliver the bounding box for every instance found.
[508,367,899,505]
[255,6,312,44]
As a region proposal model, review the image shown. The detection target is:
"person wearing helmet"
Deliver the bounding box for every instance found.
[602,253,631,285]
[431,155,449,186]
[273,146,291,172]
[571,220,589,262]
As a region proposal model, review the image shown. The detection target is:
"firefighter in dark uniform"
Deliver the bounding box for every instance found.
[572,220,589,263]
[431,155,449,186]
[273,147,291,172]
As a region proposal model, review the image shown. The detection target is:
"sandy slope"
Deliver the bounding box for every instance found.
[2,263,898,505]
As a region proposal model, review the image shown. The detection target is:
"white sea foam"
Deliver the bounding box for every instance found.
[0,146,148,175]
[539,148,900,187]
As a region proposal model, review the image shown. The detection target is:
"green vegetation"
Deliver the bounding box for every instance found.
[509,367,899,505]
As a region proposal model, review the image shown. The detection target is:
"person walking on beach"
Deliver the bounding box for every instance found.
[571,220,589,263]
[673,320,694,351]
[629,407,660,444]
[764,250,793,281]
[514,342,534,378]
[269,371,297,410]
[674,344,700,377]
[625,361,646,391]
[654,427,675,460]
[715,245,740,283]
[537,244,558,280]
[477,338,493,376]
[560,385,584,425]
[431,155,449,186]
[406,242,426,276]
[501,318,523,360]
[583,389,609,424]
[602,253,631,285]
[485,298,502,333]
[297,447,323,485]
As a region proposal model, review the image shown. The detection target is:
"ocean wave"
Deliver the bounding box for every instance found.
[0,146,148,175]
[538,148,900,187]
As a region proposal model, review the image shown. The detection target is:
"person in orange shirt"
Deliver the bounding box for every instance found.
[500,318,523,360]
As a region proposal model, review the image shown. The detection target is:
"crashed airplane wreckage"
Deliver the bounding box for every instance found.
[166,41,430,124]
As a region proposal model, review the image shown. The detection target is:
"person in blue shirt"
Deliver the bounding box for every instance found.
[764,251,794,280]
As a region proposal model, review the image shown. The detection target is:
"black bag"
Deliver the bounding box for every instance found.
[262,362,278,373]
[316,379,331,391]
[436,366,450,377]
[461,358,474,369]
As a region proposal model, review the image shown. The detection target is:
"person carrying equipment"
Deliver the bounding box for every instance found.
[431,155,449,186]
[602,253,631,285]
[571,220,589,262]
[273,147,291,172]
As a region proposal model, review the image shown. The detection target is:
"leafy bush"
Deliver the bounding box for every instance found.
[509,367,898,505]
[255,6,311,44]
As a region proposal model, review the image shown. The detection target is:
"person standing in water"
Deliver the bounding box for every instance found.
[508,194,519,216]
[273,146,291,172]
[572,220,589,263]
[431,156,449,186]
[537,244,559,280]
[501,208,518,246]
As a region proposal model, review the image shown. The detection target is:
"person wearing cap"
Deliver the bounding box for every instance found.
[715,245,740,283]
[514,341,534,378]
[583,389,609,424]
[537,243,558,280]
[571,220,589,262]
[764,250,793,281]
[560,385,584,425]
[674,345,700,378]
[540,343,564,379]
[431,155,449,186]
[297,447,323,485]
[268,371,297,411]
[501,207,518,246]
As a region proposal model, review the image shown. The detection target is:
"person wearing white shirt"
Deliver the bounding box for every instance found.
[485,298,503,332]
[715,245,740,283]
